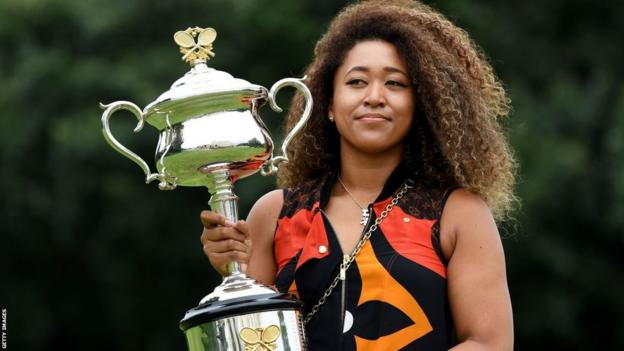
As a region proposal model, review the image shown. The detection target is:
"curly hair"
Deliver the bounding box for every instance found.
[277,0,517,221]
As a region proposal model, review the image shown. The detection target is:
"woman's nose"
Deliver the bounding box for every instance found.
[364,82,386,107]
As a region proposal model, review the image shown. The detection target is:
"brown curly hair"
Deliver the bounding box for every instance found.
[277,0,517,221]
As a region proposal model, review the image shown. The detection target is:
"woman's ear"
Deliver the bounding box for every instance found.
[328,100,335,122]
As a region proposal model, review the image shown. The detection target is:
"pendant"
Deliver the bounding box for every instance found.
[360,208,369,226]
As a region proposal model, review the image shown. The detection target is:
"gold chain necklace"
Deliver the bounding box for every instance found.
[337,176,371,226]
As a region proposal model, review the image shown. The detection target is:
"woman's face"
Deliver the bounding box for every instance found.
[329,40,414,156]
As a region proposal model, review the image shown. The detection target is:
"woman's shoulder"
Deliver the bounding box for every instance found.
[248,179,322,222]
[445,188,493,220]
[250,176,323,220]
[439,188,499,259]
[251,189,284,216]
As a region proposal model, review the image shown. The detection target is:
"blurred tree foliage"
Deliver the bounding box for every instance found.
[0,0,622,349]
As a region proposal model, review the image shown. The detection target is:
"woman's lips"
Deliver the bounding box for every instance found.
[356,113,391,121]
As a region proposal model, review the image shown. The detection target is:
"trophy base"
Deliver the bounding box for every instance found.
[180,275,306,351]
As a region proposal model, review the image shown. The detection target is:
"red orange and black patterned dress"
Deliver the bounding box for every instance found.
[274,164,457,350]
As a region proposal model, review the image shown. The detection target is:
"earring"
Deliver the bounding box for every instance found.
[328,114,335,122]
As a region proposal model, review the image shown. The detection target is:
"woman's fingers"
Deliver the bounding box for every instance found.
[200,210,234,229]
[232,220,250,238]
[202,237,249,254]
[200,226,247,244]
[199,212,252,275]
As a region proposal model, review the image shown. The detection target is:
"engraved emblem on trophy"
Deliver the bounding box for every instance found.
[100,26,311,351]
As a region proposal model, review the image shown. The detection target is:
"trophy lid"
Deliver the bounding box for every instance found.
[144,27,266,119]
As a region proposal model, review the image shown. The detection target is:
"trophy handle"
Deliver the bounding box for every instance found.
[100,101,176,190]
[261,76,313,176]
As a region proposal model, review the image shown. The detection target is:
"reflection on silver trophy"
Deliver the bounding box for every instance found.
[100,26,311,351]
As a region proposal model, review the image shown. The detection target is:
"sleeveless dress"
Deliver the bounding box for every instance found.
[274,164,456,350]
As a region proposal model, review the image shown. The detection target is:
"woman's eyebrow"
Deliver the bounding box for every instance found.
[345,65,408,77]
[384,67,409,77]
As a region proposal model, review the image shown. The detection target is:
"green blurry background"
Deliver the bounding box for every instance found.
[1,0,622,349]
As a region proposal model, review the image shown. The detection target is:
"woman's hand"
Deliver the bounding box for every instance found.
[199,210,251,276]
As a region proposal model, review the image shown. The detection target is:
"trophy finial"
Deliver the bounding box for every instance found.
[174,27,217,65]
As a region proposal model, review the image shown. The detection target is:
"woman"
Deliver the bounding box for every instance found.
[201,1,516,350]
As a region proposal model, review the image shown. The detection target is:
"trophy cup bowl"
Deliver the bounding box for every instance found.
[100,27,311,350]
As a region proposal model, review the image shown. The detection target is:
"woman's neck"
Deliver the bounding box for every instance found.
[338,143,404,192]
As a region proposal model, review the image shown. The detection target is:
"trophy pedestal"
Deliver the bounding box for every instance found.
[180,273,305,351]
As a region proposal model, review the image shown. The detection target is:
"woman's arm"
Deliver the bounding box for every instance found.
[440,189,514,351]
[244,189,283,286]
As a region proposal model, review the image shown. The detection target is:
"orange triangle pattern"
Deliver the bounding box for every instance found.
[354,242,433,350]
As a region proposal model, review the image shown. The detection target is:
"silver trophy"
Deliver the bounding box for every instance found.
[100,27,311,351]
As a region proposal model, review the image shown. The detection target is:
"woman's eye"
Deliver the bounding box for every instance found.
[386,80,408,88]
[346,79,367,86]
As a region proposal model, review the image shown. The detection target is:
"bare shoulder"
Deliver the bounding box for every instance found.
[439,188,499,260]
[247,189,284,225]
